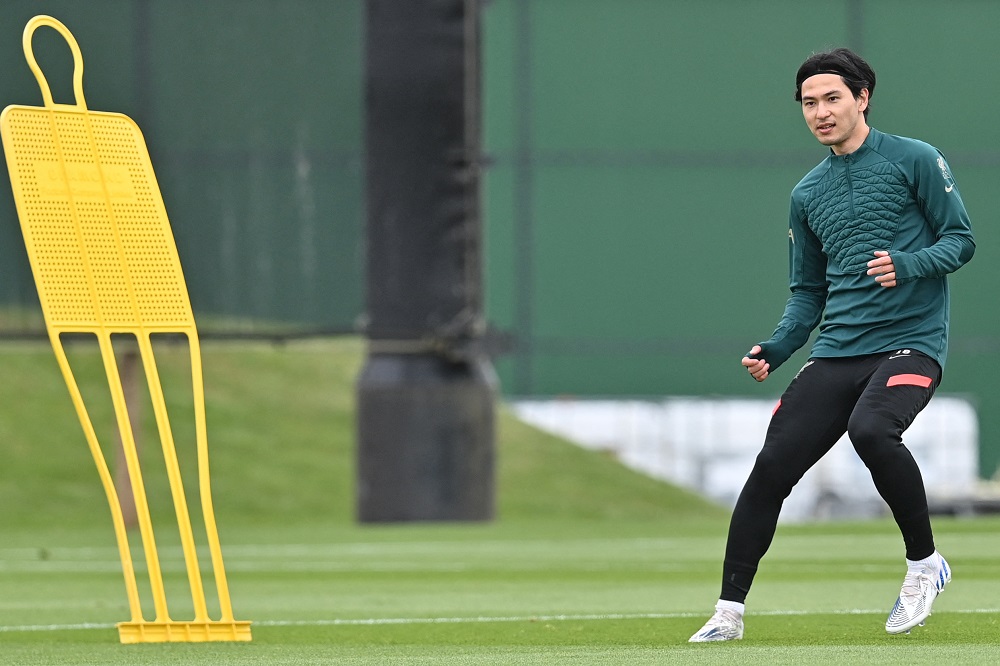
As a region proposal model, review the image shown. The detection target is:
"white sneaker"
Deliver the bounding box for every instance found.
[688,606,744,642]
[885,553,951,634]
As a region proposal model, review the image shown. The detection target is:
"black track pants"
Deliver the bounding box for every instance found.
[720,350,941,604]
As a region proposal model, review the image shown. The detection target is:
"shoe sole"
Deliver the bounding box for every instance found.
[688,633,743,643]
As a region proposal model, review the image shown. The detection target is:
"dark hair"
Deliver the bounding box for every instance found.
[794,48,876,118]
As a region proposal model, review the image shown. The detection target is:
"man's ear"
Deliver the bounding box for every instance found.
[858,88,870,113]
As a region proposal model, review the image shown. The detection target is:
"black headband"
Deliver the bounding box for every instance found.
[798,68,853,87]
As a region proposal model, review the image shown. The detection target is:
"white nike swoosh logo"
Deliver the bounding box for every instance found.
[945,184,955,192]
[888,354,909,359]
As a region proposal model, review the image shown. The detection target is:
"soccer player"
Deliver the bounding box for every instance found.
[688,48,975,642]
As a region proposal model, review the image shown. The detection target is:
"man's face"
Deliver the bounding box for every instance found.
[800,73,869,155]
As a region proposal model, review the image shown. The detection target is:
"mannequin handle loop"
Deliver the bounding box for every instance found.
[23,15,87,110]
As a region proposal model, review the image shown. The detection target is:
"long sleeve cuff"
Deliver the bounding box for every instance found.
[754,321,813,373]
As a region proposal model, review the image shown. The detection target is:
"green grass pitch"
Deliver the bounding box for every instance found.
[0,339,996,664]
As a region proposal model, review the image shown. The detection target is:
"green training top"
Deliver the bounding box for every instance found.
[757,127,975,372]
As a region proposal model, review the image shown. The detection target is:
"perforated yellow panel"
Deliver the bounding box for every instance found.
[1,15,250,644]
[2,99,192,331]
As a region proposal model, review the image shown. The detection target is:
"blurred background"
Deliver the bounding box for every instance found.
[0,1,996,515]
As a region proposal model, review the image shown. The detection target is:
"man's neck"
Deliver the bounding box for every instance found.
[832,124,871,156]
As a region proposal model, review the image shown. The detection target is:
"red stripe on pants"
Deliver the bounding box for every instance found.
[886,374,933,388]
